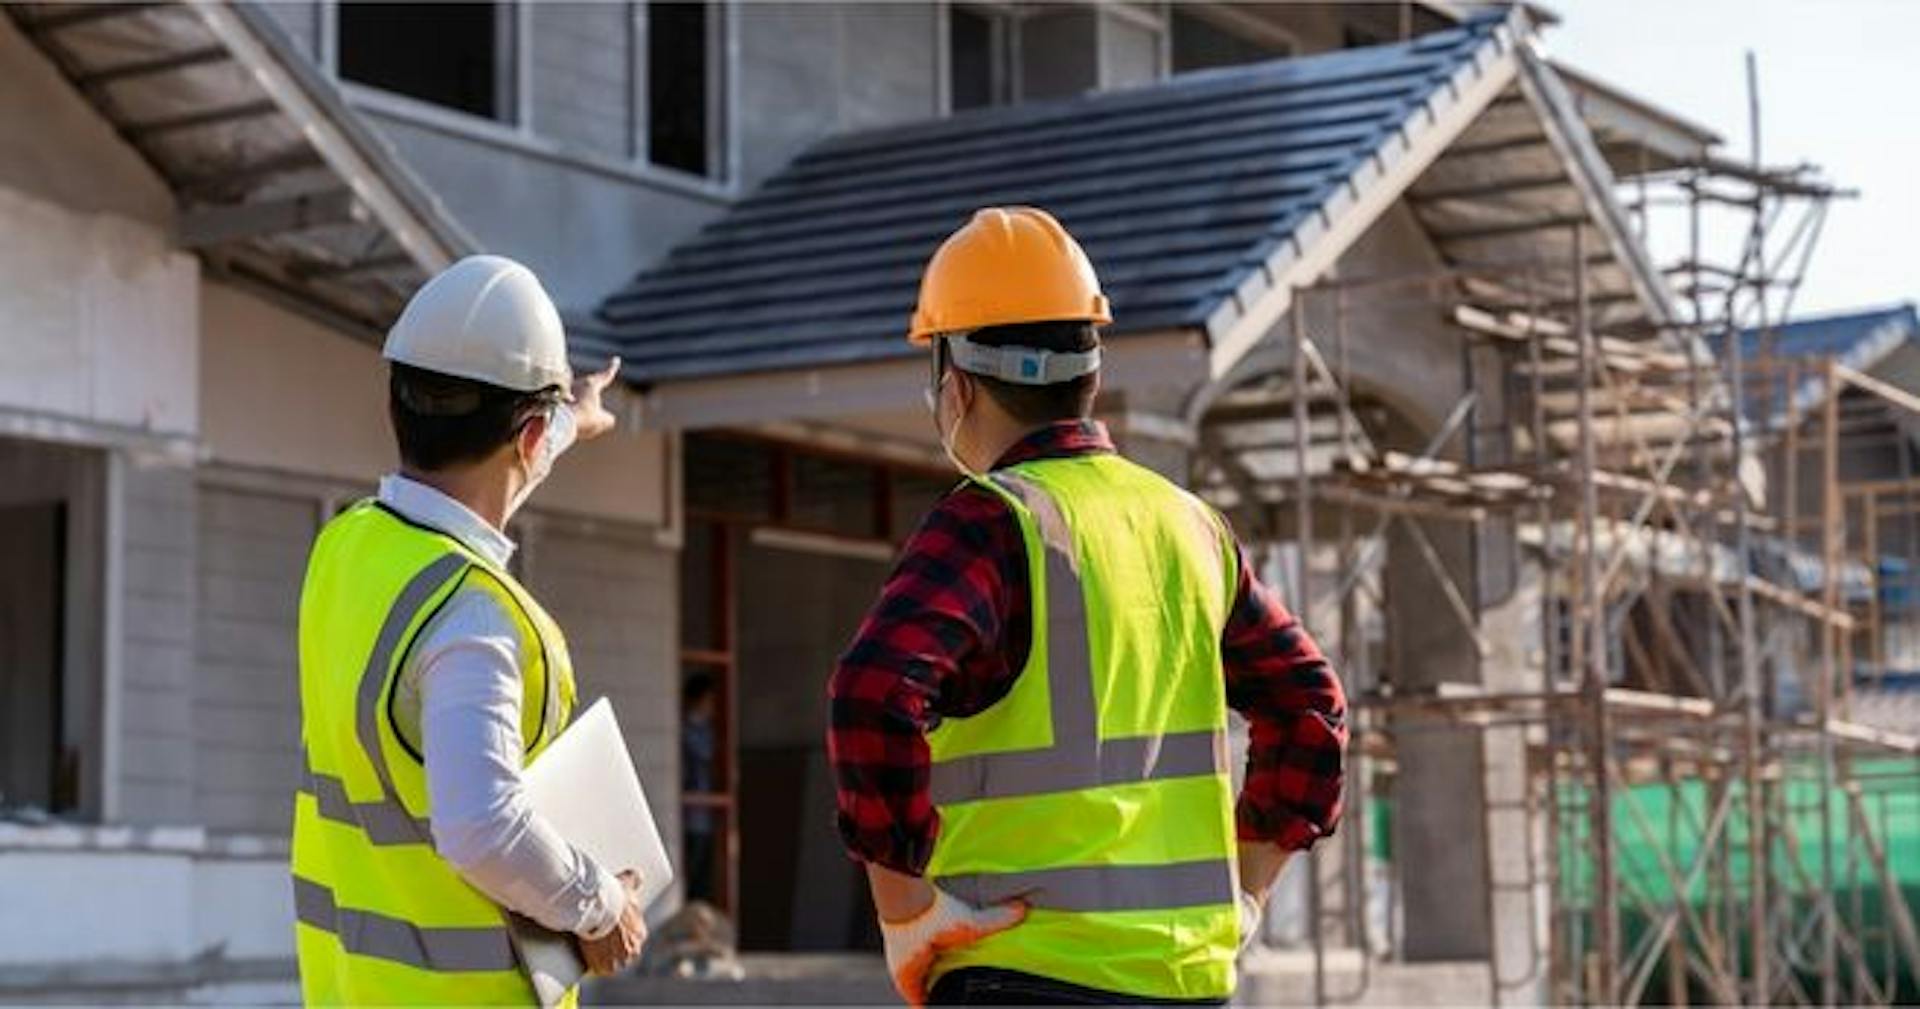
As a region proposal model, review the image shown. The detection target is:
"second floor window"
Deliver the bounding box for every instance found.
[647,0,713,177]
[1170,7,1291,75]
[949,4,1012,111]
[337,2,514,122]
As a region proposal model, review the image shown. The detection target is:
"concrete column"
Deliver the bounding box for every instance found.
[1385,514,1544,1003]
[1385,515,1489,959]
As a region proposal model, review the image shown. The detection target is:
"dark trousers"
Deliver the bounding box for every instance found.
[928,968,1227,1006]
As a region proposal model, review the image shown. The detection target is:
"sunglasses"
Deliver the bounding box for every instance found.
[924,339,951,415]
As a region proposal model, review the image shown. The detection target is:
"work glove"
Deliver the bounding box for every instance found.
[1238,889,1266,954]
[880,889,1027,1007]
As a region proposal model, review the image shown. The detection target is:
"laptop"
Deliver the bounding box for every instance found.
[509,698,675,1006]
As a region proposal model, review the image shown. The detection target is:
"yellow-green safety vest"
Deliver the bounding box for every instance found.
[291,501,577,1006]
[925,453,1243,1000]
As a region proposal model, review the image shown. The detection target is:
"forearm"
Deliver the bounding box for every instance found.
[1223,545,1351,848]
[827,644,944,876]
[418,627,625,936]
[1238,841,1292,901]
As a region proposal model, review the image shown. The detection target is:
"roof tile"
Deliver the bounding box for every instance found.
[592,17,1507,383]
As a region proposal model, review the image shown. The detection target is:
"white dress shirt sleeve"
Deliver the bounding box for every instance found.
[411,589,628,938]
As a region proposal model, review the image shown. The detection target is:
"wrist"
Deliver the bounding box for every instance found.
[575,865,627,939]
[867,863,938,924]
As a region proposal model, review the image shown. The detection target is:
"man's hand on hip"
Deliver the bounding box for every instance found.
[879,887,1026,1007]
[579,870,648,977]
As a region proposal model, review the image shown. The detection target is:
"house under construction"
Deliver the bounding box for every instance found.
[0,1,1912,1005]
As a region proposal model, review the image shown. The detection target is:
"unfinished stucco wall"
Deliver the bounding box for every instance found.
[0,185,197,441]
[355,110,729,312]
[0,16,171,227]
[199,281,671,528]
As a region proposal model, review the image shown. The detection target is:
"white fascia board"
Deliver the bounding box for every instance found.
[188,1,476,272]
[641,329,1208,431]
[1204,10,1526,381]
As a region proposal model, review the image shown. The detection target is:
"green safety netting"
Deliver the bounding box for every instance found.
[1552,758,1920,1001]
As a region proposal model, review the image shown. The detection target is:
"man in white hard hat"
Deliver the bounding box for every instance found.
[291,255,644,1006]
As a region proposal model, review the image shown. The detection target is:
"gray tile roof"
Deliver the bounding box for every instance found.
[588,17,1509,383]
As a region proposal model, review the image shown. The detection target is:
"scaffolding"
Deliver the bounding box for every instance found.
[1193,61,1919,1007]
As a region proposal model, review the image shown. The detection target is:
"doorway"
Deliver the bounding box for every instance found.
[678,432,949,951]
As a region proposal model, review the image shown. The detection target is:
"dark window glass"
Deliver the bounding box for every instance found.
[1343,25,1387,49]
[1170,8,1288,74]
[789,455,879,538]
[338,3,505,120]
[648,1,711,176]
[686,436,774,520]
[949,6,996,110]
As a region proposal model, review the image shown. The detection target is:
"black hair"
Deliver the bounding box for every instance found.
[952,320,1101,426]
[683,671,718,709]
[388,363,561,472]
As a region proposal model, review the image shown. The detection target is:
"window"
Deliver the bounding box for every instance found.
[949,4,1011,111]
[337,2,513,121]
[647,0,714,177]
[1170,7,1291,75]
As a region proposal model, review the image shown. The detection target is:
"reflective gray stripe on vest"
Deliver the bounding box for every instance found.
[352,552,468,846]
[299,760,431,846]
[938,859,1236,914]
[927,473,1227,807]
[293,875,517,973]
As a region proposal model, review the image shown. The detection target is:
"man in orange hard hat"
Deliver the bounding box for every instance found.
[827,207,1350,1006]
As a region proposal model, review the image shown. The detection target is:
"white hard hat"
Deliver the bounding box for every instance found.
[383,255,572,392]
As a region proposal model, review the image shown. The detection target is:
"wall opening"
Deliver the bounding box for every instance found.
[949,4,1011,111]
[647,0,714,177]
[338,2,512,121]
[0,439,104,820]
[679,432,947,949]
[1169,8,1290,74]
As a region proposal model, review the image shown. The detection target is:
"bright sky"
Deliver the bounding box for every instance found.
[1543,0,1918,320]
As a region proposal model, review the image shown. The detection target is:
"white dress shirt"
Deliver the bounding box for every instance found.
[378,472,627,938]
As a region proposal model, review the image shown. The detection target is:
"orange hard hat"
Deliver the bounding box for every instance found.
[907,206,1112,345]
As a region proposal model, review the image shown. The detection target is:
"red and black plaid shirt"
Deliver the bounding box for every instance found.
[827,420,1348,876]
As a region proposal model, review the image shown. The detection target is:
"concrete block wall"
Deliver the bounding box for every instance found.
[520,516,682,907]
[733,2,941,188]
[192,485,317,834]
[1099,7,1164,89]
[532,2,633,160]
[116,461,199,825]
